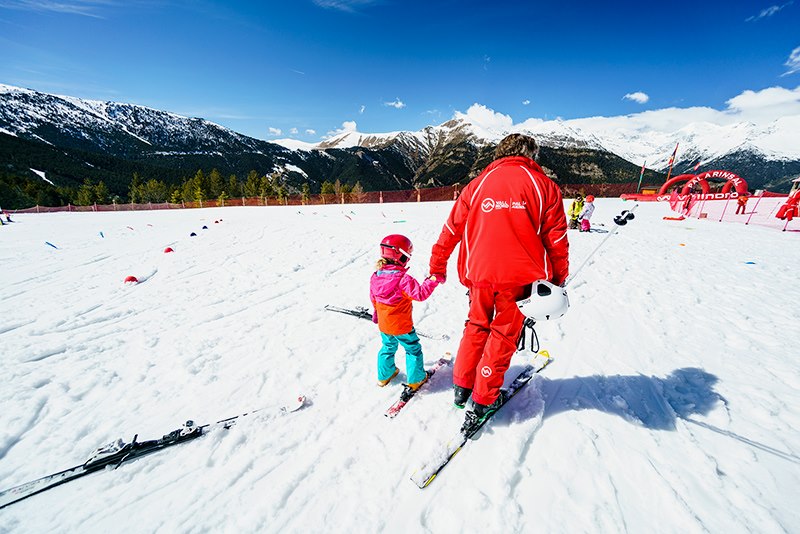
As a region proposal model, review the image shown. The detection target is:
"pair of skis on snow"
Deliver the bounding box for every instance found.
[0,396,307,510]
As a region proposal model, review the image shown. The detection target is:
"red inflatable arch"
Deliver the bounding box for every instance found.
[658,174,700,195]
[696,170,748,195]
[657,170,748,196]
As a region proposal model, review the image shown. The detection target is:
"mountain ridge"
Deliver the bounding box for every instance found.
[1,84,798,205]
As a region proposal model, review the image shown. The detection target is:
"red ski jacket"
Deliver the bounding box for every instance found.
[429,156,569,288]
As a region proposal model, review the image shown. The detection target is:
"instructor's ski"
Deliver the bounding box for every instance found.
[410,353,553,488]
[324,305,449,341]
[0,395,307,510]
[385,356,452,418]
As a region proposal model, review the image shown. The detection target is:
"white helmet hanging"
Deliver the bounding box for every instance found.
[517,280,569,321]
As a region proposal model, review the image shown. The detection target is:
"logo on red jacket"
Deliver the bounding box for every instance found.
[481,198,495,212]
[481,366,492,378]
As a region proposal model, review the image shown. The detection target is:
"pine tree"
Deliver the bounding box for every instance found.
[76,179,94,206]
[244,170,259,198]
[208,168,223,199]
[301,183,311,204]
[94,181,109,204]
[129,173,142,203]
[321,180,335,195]
[228,174,240,198]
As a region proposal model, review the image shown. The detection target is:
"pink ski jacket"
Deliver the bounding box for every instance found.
[370,264,438,336]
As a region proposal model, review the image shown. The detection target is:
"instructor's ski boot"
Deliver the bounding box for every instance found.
[460,391,506,435]
[453,385,472,409]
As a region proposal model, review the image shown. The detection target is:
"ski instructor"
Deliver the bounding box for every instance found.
[428,133,569,429]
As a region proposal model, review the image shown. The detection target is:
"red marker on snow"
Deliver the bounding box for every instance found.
[124,275,139,284]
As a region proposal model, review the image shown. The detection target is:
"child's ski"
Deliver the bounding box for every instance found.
[324,305,449,341]
[385,356,452,418]
[410,352,553,488]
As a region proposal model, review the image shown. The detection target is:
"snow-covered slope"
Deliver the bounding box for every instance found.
[0,201,797,532]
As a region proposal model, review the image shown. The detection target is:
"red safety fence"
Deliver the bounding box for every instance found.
[12,181,662,215]
[668,191,799,232]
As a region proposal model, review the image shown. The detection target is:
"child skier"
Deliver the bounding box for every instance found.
[567,195,584,229]
[578,195,595,232]
[370,234,439,389]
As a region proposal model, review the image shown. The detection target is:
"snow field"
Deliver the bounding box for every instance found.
[0,199,798,533]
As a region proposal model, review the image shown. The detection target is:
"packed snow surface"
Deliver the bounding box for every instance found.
[0,200,798,533]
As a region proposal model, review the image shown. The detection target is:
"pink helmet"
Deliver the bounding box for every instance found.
[380,234,413,266]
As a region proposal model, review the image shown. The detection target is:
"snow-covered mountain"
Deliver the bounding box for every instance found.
[298,106,800,176]
[2,83,799,195]
[0,83,286,157]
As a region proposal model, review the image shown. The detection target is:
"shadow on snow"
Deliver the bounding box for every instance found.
[495,365,800,465]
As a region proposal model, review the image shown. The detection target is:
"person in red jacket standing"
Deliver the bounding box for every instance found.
[428,133,569,429]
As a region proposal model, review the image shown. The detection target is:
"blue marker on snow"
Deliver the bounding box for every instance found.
[45,241,59,249]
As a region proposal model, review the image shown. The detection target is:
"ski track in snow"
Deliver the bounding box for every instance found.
[0,201,798,533]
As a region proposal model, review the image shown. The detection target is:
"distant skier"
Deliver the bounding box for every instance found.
[567,194,584,229]
[428,133,569,427]
[370,234,440,390]
[578,195,595,232]
[735,193,749,215]
[776,190,800,221]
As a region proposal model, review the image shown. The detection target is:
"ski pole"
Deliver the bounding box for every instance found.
[563,204,638,287]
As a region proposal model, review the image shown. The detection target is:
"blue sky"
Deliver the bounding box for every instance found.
[1,0,798,141]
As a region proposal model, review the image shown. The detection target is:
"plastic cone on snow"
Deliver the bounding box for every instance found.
[164,247,174,253]
[124,275,139,284]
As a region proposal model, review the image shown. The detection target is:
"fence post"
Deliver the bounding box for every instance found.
[242,197,245,206]
[718,194,733,222]
[149,202,153,210]
[417,189,421,202]
[36,205,40,213]
[745,194,763,225]
[379,191,383,203]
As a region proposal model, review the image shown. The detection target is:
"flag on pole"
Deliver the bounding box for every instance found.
[665,142,679,182]
[667,143,679,167]
[636,160,647,194]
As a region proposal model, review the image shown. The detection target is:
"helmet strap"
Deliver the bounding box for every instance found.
[516,318,539,352]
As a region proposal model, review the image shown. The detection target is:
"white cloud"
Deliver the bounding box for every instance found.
[268,127,282,136]
[783,46,800,76]
[325,120,358,138]
[522,100,530,106]
[623,91,650,104]
[0,0,111,17]
[311,0,378,12]
[723,86,800,122]
[383,98,405,109]
[289,127,299,135]
[359,105,365,114]
[305,129,316,135]
[745,2,793,21]
[453,104,514,137]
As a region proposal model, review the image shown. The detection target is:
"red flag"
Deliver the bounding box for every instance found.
[667,142,679,166]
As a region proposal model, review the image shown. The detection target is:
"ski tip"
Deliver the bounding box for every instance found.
[282,395,307,413]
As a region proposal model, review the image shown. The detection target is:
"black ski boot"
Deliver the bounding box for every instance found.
[453,385,472,409]
[460,391,506,435]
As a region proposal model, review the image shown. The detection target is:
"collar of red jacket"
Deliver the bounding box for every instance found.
[488,155,545,175]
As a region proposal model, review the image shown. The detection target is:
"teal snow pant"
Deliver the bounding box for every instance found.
[378,329,426,384]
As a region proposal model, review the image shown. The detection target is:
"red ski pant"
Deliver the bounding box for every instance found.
[453,285,526,406]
